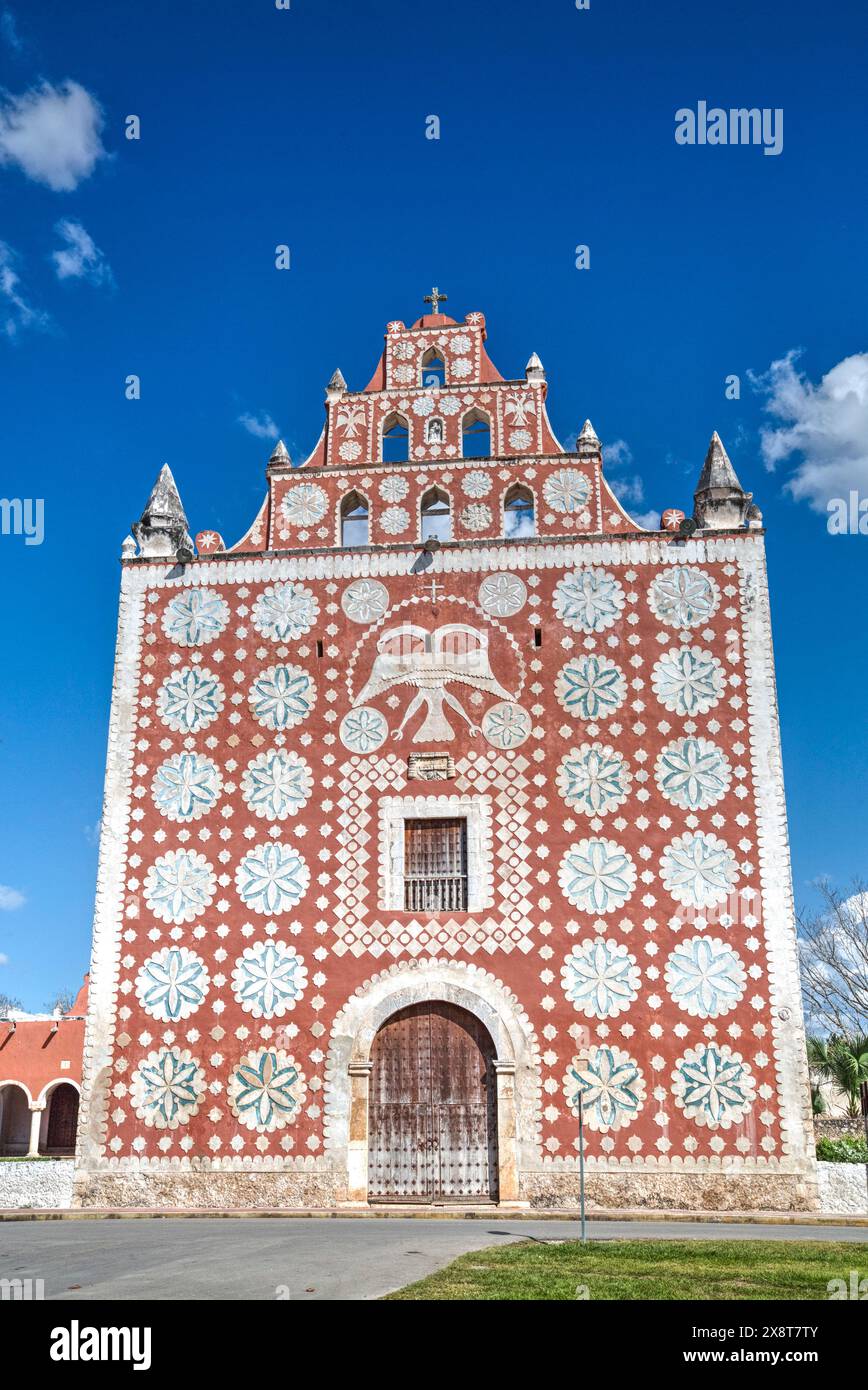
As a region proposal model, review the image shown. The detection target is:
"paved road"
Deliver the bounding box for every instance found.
[1,1218,865,1300]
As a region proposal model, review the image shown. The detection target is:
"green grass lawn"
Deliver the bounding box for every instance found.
[384,1238,868,1301]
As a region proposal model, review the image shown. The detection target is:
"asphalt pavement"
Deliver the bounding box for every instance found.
[2,1216,865,1300]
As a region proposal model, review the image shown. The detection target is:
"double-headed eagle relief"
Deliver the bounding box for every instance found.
[355,623,514,742]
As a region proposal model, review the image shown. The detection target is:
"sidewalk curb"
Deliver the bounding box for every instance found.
[1,1205,866,1226]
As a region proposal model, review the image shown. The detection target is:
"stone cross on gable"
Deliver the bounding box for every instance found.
[423,286,447,315]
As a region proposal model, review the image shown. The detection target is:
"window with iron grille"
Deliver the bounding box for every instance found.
[403,817,468,912]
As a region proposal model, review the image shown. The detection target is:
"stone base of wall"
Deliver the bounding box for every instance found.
[816,1162,868,1216]
[73,1165,820,1213]
[814,1116,868,1142]
[0,1159,75,1210]
[521,1169,819,1213]
[73,1170,342,1210]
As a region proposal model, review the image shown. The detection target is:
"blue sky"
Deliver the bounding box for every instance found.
[1,0,867,1007]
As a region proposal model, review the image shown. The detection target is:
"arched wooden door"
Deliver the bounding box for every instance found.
[368,1002,498,1202]
[44,1084,79,1154]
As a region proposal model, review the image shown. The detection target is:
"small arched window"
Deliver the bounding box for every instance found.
[504,484,535,538]
[340,491,369,547]
[420,349,446,389]
[461,410,491,459]
[420,486,451,542]
[382,414,409,463]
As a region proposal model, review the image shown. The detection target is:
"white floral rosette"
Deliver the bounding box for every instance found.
[130,1047,204,1130]
[162,588,229,647]
[559,837,636,914]
[241,749,313,820]
[251,582,319,641]
[671,1042,756,1130]
[563,1045,646,1132]
[651,647,724,716]
[151,752,223,823]
[135,946,210,1023]
[648,567,719,629]
[235,842,310,914]
[156,666,225,733]
[655,737,731,810]
[660,831,737,910]
[143,849,216,924]
[561,939,641,1019]
[553,568,625,634]
[556,743,632,816]
[248,664,315,730]
[231,940,308,1019]
[664,936,746,1019]
[228,1049,307,1132]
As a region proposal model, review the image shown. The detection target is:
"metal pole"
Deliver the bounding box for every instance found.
[578,1091,586,1245]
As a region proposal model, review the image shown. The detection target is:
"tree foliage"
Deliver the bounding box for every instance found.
[798,882,868,1036]
[44,988,77,1015]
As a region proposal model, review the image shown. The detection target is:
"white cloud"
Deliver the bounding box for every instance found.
[752,349,868,510]
[238,411,280,440]
[602,438,633,470]
[0,240,50,339]
[51,218,113,286]
[0,80,107,191]
[0,952,8,965]
[0,883,25,910]
[600,439,658,527]
[610,474,645,505]
[604,439,646,504]
[505,512,535,539]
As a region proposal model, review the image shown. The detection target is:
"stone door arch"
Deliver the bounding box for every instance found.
[326,961,541,1205]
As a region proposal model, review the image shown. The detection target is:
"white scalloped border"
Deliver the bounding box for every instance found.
[737,542,816,1176]
[122,534,750,593]
[75,572,145,1181]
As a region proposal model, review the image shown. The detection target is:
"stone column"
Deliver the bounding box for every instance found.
[345,1060,373,1205]
[493,1060,522,1204]
[27,1104,45,1158]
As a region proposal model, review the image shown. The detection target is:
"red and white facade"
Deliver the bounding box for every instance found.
[75,305,815,1210]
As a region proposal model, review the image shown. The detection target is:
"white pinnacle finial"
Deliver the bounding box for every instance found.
[269,439,291,465]
[576,419,601,456]
[326,368,347,402]
[131,464,193,561]
[525,351,545,382]
[692,431,753,531]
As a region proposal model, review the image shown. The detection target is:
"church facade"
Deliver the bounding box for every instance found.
[74,299,816,1211]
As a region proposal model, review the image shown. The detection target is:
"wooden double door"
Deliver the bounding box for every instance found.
[368,1002,499,1202]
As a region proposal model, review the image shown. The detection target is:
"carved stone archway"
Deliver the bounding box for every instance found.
[324,960,541,1204]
